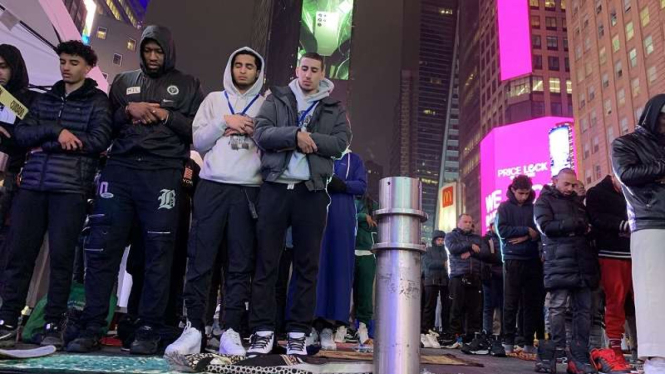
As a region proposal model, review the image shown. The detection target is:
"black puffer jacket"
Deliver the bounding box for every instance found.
[586,175,631,259]
[15,79,112,195]
[534,185,598,290]
[444,228,483,279]
[107,25,204,170]
[612,94,665,232]
[422,230,449,286]
[496,188,540,260]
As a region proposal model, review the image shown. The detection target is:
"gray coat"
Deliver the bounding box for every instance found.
[253,86,351,191]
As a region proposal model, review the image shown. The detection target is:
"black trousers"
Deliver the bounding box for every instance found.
[0,189,87,325]
[422,285,450,333]
[183,180,258,332]
[275,247,293,334]
[448,276,482,337]
[249,182,329,333]
[80,164,182,331]
[502,258,545,345]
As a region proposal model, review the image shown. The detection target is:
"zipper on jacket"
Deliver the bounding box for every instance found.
[40,96,66,190]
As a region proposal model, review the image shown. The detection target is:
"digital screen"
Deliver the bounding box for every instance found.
[480,117,576,233]
[497,0,532,81]
[299,0,354,80]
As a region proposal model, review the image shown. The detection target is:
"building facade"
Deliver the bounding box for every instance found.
[62,0,88,33]
[89,13,142,84]
[567,0,665,186]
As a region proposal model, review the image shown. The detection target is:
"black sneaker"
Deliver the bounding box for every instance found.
[438,332,457,346]
[535,340,558,373]
[66,329,101,353]
[0,320,18,348]
[490,337,507,357]
[40,321,65,349]
[461,332,490,355]
[130,325,161,355]
[567,341,598,374]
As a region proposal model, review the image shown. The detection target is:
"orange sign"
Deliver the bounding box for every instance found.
[441,186,454,208]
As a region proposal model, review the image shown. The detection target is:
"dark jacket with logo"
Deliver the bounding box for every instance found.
[496,188,540,261]
[107,25,204,170]
[253,86,351,191]
[612,94,665,232]
[422,230,449,286]
[14,79,112,195]
[534,185,598,290]
[444,228,483,279]
[586,175,631,259]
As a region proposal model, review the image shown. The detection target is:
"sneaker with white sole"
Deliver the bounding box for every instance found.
[427,333,442,349]
[421,333,433,348]
[357,323,370,345]
[219,328,246,356]
[320,328,337,351]
[164,322,202,356]
[306,328,319,347]
[334,326,347,343]
[287,332,308,356]
[247,331,274,355]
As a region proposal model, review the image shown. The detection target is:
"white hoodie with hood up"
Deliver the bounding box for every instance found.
[192,47,265,186]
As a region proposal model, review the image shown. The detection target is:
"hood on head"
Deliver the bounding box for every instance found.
[288,77,335,104]
[139,25,176,77]
[0,44,29,94]
[636,94,665,136]
[432,230,445,245]
[223,47,265,97]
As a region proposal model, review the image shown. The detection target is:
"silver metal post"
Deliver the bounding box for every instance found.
[373,177,427,374]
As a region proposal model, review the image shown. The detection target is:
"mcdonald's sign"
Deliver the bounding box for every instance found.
[441,186,454,208]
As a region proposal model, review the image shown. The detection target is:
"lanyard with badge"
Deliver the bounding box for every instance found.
[224,91,260,116]
[298,101,319,131]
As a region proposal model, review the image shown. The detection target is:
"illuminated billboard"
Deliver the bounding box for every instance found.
[299,0,354,80]
[480,117,576,233]
[436,182,463,234]
[497,0,532,81]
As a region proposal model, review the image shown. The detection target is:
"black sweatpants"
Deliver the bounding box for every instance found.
[0,189,87,325]
[502,258,545,345]
[183,180,258,332]
[422,285,450,333]
[249,182,329,334]
[448,276,482,337]
[80,164,182,332]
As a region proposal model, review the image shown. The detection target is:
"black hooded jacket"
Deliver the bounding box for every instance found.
[444,228,483,279]
[15,78,112,195]
[0,44,39,173]
[586,175,631,259]
[107,25,204,170]
[534,185,598,290]
[612,94,665,232]
[422,230,449,286]
[496,188,540,261]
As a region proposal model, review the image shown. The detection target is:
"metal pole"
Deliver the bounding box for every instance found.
[373,177,427,374]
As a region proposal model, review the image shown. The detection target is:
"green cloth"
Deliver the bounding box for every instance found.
[353,255,376,325]
[0,354,177,373]
[355,199,378,251]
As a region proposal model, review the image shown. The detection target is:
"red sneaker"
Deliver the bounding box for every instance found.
[591,348,631,374]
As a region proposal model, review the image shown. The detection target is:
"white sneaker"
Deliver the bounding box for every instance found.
[305,327,319,346]
[334,326,347,343]
[320,328,337,351]
[427,333,441,349]
[247,331,274,355]
[645,357,665,374]
[219,328,246,356]
[357,322,370,345]
[421,333,433,348]
[164,322,202,356]
[287,332,308,356]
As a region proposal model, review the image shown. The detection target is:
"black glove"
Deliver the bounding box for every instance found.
[327,175,347,193]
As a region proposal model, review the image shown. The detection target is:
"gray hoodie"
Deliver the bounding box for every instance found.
[192,47,265,186]
[276,78,335,184]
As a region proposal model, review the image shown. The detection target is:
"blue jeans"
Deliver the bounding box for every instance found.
[482,276,503,335]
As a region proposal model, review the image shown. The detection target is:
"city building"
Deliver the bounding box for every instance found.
[95,0,146,28]
[88,13,142,84]
[567,0,665,186]
[458,0,573,224]
[62,0,88,33]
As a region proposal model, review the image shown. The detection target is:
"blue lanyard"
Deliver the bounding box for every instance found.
[224,91,260,115]
[298,101,319,127]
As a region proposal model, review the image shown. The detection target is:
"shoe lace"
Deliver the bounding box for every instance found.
[250,334,272,350]
[599,350,631,370]
[288,335,306,352]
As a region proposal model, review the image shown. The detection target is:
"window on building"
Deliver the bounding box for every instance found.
[612,35,620,52]
[585,61,592,76]
[598,23,605,38]
[545,0,556,9]
[584,143,590,159]
[640,7,650,26]
[577,68,585,83]
[112,53,122,66]
[549,77,561,93]
[648,66,658,84]
[96,27,107,40]
[551,102,562,115]
[615,60,623,78]
[618,88,626,106]
[662,0,665,9]
[610,9,617,25]
[532,35,542,49]
[586,169,592,185]
[532,76,544,91]
[593,136,600,153]
[532,101,545,116]
[596,0,603,13]
[547,36,559,50]
[509,77,531,97]
[629,48,638,67]
[531,15,541,28]
[562,17,567,30]
[566,79,573,94]
[575,45,583,60]
[579,93,586,109]
[583,15,589,29]
[621,117,630,134]
[584,36,591,51]
[602,73,609,88]
[635,107,644,122]
[546,17,557,29]
[565,57,570,72]
[549,56,560,71]
[534,55,543,69]
[595,164,602,180]
[624,0,631,12]
[599,47,607,64]
[591,110,598,126]
[625,22,634,41]
[608,126,615,143]
[530,0,540,8]
[563,37,569,51]
[588,85,596,101]
[561,0,566,10]
[582,117,589,132]
[644,35,654,55]
[127,38,136,51]
[631,78,640,97]
[604,99,612,115]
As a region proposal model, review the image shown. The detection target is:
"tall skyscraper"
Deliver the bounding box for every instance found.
[62,0,88,33]
[458,0,573,224]
[567,0,665,186]
[95,0,146,28]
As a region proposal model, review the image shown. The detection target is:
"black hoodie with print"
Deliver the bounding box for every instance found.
[106,26,204,170]
[612,94,665,231]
